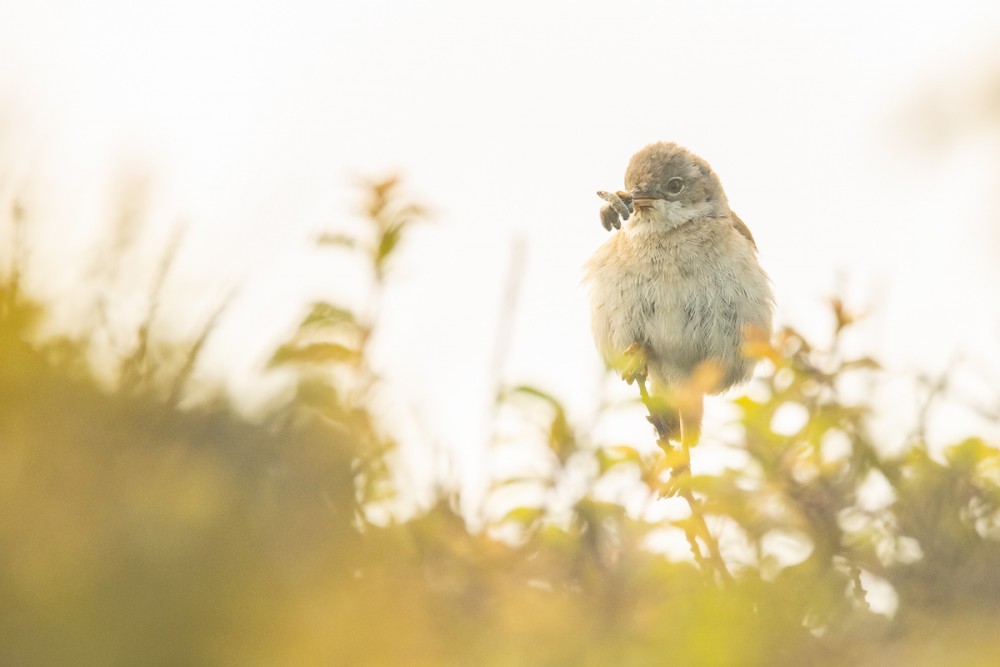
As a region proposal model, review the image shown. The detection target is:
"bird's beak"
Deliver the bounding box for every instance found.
[631,191,657,209]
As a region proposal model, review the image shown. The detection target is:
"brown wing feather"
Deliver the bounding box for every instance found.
[730,211,757,250]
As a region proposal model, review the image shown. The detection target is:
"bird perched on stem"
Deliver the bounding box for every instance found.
[585,142,773,448]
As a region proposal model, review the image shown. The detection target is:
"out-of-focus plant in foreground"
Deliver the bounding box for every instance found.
[2,177,1000,667]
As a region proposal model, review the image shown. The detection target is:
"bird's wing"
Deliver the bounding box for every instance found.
[730,211,757,250]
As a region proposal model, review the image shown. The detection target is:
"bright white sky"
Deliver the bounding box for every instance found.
[3,0,1000,505]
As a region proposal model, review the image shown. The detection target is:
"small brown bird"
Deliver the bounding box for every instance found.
[585,142,774,444]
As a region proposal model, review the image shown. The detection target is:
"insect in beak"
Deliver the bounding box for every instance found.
[631,191,657,209]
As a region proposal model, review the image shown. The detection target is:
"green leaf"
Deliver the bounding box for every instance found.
[316,232,358,249]
[375,222,404,269]
[596,445,642,473]
[500,384,576,462]
[842,356,881,371]
[945,437,1000,470]
[299,301,358,333]
[503,385,564,409]
[500,506,544,527]
[575,497,626,523]
[268,342,358,367]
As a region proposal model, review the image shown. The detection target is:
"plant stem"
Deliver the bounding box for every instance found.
[638,377,732,584]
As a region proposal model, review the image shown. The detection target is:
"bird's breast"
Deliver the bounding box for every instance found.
[586,216,773,390]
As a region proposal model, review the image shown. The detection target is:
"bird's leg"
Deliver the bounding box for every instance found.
[646,398,679,446]
[620,342,648,385]
[635,379,704,499]
[678,390,704,449]
[635,377,680,453]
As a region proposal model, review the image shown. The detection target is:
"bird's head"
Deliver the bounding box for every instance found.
[624,142,730,229]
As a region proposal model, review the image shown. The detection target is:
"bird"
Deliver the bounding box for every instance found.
[585,142,774,446]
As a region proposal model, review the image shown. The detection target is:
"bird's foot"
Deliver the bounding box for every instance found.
[620,342,647,385]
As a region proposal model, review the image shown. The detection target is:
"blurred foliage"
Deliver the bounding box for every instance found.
[2,179,1000,667]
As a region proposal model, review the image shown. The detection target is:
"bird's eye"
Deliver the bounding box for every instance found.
[666,177,684,195]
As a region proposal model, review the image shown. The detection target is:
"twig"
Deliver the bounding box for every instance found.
[848,563,869,610]
[908,359,957,448]
[638,377,732,584]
